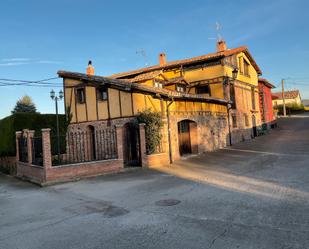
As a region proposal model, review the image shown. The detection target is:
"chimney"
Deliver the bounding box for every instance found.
[159,53,167,66]
[86,60,95,75]
[216,40,227,52]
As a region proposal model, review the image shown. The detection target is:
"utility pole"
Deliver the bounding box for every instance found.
[282,79,286,117]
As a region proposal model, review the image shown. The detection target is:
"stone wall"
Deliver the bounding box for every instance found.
[167,111,229,162]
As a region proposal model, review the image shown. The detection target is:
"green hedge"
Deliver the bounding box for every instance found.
[275,103,305,115]
[0,113,66,157]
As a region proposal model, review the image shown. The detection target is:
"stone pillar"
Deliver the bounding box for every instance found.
[139,123,148,167]
[26,130,35,164]
[15,131,22,162]
[115,125,124,161]
[42,129,52,169]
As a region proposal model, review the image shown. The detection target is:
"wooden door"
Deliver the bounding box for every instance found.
[178,121,192,156]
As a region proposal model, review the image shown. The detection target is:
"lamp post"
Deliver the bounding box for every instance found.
[226,68,239,146]
[50,89,64,161]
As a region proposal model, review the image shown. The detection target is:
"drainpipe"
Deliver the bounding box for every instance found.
[224,76,232,146]
[227,104,232,146]
[166,99,174,164]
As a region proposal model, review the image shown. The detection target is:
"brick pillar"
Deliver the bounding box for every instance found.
[139,123,148,167]
[15,131,22,162]
[26,130,35,164]
[115,125,124,161]
[42,128,52,169]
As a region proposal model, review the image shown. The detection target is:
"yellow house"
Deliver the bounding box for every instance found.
[58,70,229,165]
[110,40,263,142]
[58,40,264,166]
[272,90,302,107]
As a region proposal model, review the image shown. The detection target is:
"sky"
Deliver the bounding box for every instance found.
[1,0,309,118]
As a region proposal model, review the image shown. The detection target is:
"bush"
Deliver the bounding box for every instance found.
[137,109,163,155]
[275,103,305,115]
[0,113,66,157]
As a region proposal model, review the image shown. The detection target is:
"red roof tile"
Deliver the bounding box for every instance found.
[110,46,262,79]
[272,90,300,100]
[258,78,275,88]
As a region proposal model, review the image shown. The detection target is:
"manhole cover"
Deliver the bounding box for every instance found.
[155,199,181,207]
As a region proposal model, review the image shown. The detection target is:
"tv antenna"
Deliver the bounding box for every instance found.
[136,49,149,66]
[208,22,224,41]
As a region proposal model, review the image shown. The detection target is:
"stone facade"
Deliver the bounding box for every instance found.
[167,111,229,161]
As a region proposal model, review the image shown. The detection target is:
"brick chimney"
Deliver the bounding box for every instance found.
[86,60,95,75]
[216,40,227,52]
[159,53,167,66]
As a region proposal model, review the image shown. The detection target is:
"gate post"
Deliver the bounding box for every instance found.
[139,123,148,167]
[115,125,124,161]
[15,131,22,162]
[42,128,52,169]
[27,130,35,165]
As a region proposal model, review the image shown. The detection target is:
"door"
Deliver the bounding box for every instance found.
[252,115,257,137]
[124,123,141,167]
[178,120,192,156]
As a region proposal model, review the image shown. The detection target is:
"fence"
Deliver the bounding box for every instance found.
[17,135,28,163]
[31,136,43,166]
[51,127,118,166]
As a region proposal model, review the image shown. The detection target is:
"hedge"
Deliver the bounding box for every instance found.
[0,113,66,157]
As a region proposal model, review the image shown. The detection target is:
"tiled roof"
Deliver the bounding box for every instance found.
[272,90,300,100]
[109,46,262,79]
[258,78,275,88]
[57,71,229,105]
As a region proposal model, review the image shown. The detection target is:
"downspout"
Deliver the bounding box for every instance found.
[224,76,232,146]
[166,98,174,164]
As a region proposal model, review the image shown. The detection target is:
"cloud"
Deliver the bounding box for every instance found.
[1,58,32,62]
[0,62,29,66]
[0,58,63,66]
[37,60,62,64]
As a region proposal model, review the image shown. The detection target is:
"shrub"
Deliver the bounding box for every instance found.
[275,103,305,115]
[0,113,66,157]
[137,109,163,155]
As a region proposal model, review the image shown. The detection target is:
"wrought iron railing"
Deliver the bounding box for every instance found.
[51,127,117,166]
[18,136,28,163]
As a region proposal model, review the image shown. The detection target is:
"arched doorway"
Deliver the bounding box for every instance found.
[86,125,96,161]
[123,122,141,167]
[252,115,257,137]
[178,120,198,156]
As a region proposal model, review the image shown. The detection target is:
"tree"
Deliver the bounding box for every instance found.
[11,95,37,114]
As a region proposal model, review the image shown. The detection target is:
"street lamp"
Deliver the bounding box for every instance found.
[50,89,64,161]
[226,68,239,146]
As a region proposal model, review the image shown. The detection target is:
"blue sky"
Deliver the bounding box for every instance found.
[1,0,309,118]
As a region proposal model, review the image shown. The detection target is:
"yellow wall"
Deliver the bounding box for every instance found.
[64,77,227,124]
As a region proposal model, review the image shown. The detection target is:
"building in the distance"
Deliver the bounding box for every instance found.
[258,78,276,128]
[272,90,302,107]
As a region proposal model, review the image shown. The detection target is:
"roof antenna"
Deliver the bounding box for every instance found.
[208,21,224,42]
[216,21,223,41]
[136,49,149,66]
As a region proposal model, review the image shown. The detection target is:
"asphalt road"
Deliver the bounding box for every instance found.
[1,117,309,249]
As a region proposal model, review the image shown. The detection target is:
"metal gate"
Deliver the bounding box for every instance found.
[124,123,141,167]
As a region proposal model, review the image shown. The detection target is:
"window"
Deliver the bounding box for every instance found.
[176,85,185,93]
[244,114,249,127]
[154,81,163,88]
[238,57,244,74]
[244,60,250,76]
[230,84,236,109]
[232,114,237,128]
[251,87,256,110]
[97,87,108,101]
[76,88,85,104]
[196,85,211,95]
